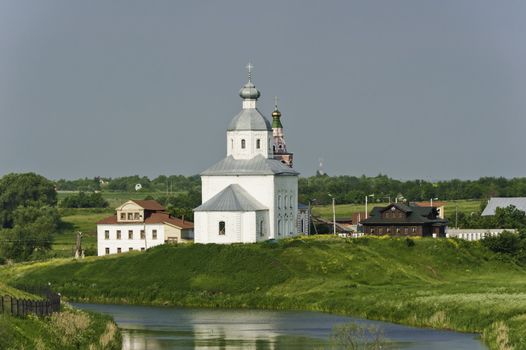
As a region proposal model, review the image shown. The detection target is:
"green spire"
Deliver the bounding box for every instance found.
[272,97,283,128]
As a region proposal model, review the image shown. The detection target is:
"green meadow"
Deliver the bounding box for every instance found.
[2,236,526,349]
[312,199,484,220]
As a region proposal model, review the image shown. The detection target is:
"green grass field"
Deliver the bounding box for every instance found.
[53,209,113,257]
[313,199,485,220]
[2,236,525,349]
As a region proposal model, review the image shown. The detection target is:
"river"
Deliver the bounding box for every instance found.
[74,303,486,349]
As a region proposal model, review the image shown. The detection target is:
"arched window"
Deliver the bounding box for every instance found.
[278,220,281,236]
[278,195,281,209]
[231,139,233,150]
[241,139,246,149]
[219,221,225,235]
[256,139,261,149]
[273,145,276,152]
[259,220,264,237]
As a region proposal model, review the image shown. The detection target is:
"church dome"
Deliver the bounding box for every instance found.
[239,81,260,100]
[227,109,272,131]
[271,108,281,118]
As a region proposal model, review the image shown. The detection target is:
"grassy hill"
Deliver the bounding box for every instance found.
[1,236,526,349]
[0,283,121,349]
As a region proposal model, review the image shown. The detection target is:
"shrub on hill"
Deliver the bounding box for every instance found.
[60,192,109,208]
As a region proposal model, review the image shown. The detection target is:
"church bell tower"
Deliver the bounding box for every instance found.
[272,98,293,167]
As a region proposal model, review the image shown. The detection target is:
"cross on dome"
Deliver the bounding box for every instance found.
[246,62,254,82]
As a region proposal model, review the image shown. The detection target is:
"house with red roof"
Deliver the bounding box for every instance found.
[97,199,193,256]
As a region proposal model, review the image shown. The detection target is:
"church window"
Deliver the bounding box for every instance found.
[241,139,246,149]
[278,195,281,209]
[140,230,145,239]
[128,230,132,239]
[120,213,125,220]
[117,231,122,240]
[219,221,226,235]
[152,230,158,239]
[256,139,261,149]
[231,139,233,149]
[117,247,121,254]
[127,212,133,220]
[134,212,140,220]
[278,220,281,236]
[104,230,109,240]
[259,220,264,237]
[105,247,110,255]
[273,145,276,152]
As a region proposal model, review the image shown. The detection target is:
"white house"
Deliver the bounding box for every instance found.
[97,199,194,256]
[194,68,300,244]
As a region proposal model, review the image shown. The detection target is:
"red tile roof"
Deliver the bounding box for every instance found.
[97,212,193,229]
[130,200,165,211]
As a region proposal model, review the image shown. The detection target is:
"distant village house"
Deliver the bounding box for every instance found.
[360,203,448,237]
[97,200,193,256]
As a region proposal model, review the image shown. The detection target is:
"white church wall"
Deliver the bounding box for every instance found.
[274,176,299,239]
[227,130,271,159]
[195,211,239,244]
[201,175,277,238]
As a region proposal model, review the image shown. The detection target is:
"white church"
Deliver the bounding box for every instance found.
[194,66,303,244]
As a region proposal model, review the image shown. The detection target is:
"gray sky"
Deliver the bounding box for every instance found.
[1,0,525,180]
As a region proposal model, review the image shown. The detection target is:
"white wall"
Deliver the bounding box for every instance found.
[200,174,298,241]
[274,176,299,239]
[227,130,272,159]
[97,223,165,256]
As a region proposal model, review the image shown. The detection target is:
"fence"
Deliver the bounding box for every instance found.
[0,286,60,317]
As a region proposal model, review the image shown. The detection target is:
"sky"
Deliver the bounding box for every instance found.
[1,0,525,181]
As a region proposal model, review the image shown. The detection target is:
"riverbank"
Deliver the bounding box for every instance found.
[1,236,525,349]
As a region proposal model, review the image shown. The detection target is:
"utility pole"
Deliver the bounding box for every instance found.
[74,231,84,259]
[455,204,458,229]
[365,194,374,219]
[328,194,336,235]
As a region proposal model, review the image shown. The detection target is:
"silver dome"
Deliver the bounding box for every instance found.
[239,81,261,100]
[227,108,272,131]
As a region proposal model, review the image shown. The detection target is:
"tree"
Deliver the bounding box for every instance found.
[0,173,59,261]
[0,173,57,228]
[494,205,526,229]
[60,192,109,208]
[0,206,60,261]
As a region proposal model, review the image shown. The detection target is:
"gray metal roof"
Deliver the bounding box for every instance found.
[194,184,267,212]
[201,155,299,176]
[481,197,526,216]
[227,108,272,131]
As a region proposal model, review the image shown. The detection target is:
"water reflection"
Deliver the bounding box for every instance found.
[73,303,485,350]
